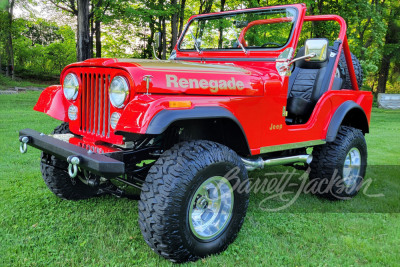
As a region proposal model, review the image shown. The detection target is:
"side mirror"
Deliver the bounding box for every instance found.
[154,32,162,50]
[304,38,329,62]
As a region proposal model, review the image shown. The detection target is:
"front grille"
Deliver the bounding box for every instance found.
[79,72,111,138]
[77,141,105,154]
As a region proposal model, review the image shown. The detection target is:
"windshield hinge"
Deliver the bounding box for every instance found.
[282,106,288,117]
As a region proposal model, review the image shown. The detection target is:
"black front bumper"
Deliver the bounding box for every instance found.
[19,128,125,177]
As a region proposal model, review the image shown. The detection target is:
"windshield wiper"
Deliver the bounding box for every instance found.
[189,29,202,54]
[232,28,248,55]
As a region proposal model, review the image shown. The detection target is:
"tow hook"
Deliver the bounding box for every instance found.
[67,156,81,178]
[19,136,30,154]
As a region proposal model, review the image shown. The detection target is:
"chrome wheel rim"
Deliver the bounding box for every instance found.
[188,176,234,240]
[343,147,361,187]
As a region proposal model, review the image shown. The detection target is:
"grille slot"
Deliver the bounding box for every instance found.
[80,73,111,138]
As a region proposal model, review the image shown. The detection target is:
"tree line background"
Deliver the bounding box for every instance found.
[0,0,399,94]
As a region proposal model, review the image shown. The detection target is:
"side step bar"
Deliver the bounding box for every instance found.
[241,155,312,171]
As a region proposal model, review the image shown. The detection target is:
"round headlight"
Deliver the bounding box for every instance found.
[109,76,129,108]
[63,73,79,100]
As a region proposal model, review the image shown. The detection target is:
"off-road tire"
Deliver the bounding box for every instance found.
[337,51,363,89]
[310,126,367,200]
[40,123,104,200]
[138,140,249,263]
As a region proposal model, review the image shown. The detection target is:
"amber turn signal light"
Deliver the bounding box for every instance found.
[169,101,192,108]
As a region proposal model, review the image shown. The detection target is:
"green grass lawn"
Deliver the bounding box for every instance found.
[0,75,50,90]
[1,92,399,266]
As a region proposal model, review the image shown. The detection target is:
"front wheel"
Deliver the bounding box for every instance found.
[310,126,367,200]
[138,140,249,263]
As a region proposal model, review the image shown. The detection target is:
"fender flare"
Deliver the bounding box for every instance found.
[33,85,69,121]
[146,106,250,152]
[326,100,369,142]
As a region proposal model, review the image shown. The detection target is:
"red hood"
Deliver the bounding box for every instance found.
[63,58,264,96]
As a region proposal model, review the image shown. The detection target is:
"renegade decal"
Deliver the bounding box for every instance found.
[166,74,245,93]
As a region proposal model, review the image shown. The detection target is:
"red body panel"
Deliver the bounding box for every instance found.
[33,4,373,156]
[34,85,70,121]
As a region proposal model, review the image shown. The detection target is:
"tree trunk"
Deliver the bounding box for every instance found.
[95,20,101,58]
[145,19,155,59]
[90,12,94,58]
[220,0,226,11]
[171,0,178,50]
[198,0,204,14]
[178,0,186,38]
[5,45,10,76]
[376,7,400,95]
[7,31,14,79]
[77,0,91,61]
[157,17,162,59]
[76,21,80,60]
[162,17,167,59]
[376,55,390,94]
[218,0,226,48]
[203,0,213,14]
[7,0,15,79]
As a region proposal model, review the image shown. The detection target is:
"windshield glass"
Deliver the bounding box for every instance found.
[179,8,297,51]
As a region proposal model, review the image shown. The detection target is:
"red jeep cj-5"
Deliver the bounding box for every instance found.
[19,3,372,262]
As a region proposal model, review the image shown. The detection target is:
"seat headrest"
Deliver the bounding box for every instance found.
[294,46,329,69]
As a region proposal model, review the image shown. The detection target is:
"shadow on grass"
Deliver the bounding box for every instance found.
[246,165,400,213]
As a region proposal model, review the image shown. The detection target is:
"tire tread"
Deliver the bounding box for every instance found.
[40,123,101,200]
[138,140,249,263]
[310,126,367,199]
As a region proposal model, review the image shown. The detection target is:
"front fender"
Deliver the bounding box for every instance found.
[145,106,243,134]
[115,95,246,137]
[34,85,69,122]
[116,95,226,134]
[115,95,166,134]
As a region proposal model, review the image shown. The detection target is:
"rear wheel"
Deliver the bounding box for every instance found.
[40,123,106,200]
[138,140,249,263]
[309,126,367,200]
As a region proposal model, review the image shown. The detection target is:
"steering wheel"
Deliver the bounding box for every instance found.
[261,42,282,48]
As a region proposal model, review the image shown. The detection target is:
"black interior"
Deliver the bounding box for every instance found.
[286,41,343,124]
